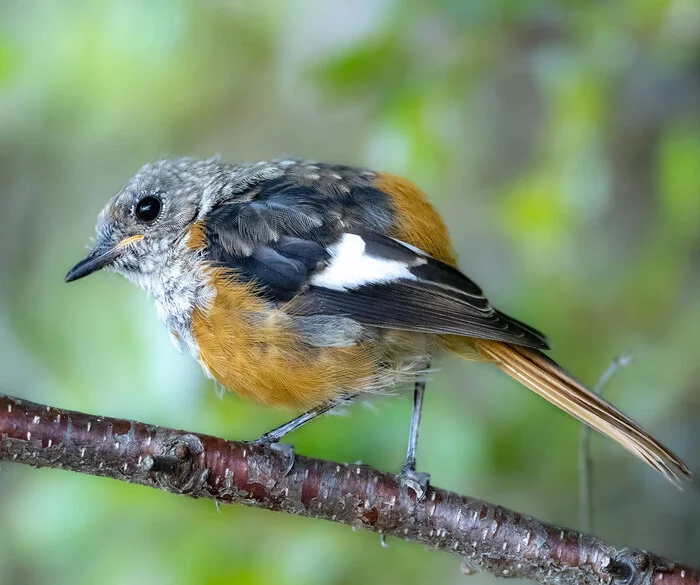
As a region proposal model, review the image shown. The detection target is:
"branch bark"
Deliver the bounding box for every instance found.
[0,393,697,585]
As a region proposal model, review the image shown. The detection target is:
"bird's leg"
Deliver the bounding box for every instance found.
[398,365,431,500]
[254,401,339,443]
[251,401,339,474]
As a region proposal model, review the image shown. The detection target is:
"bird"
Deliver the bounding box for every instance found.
[65,156,690,491]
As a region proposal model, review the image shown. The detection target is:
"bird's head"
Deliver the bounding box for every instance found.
[65,157,234,287]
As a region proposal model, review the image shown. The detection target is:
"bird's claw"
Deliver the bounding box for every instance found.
[398,466,431,501]
[251,438,296,476]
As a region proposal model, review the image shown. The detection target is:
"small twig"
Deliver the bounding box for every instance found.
[1,393,697,584]
[579,355,634,533]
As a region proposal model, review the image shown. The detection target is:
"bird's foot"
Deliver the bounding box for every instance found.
[250,437,296,476]
[398,464,431,501]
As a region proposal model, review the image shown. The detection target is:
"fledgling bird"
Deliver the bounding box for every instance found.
[66,157,690,489]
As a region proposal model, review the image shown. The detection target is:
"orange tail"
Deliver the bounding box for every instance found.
[472,339,691,487]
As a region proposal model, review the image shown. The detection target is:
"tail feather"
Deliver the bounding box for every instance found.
[473,339,691,487]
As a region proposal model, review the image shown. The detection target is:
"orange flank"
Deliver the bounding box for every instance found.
[375,172,457,266]
[374,173,485,360]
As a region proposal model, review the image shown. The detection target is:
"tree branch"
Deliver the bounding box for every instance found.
[1,394,697,584]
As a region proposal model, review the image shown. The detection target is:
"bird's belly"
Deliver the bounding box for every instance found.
[194,329,377,409]
[187,282,377,409]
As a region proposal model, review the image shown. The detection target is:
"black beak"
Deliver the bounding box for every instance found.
[65,246,122,282]
[65,235,143,283]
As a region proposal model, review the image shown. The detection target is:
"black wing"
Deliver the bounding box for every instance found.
[202,177,550,350]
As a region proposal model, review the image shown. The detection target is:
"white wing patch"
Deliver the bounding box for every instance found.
[311,233,422,291]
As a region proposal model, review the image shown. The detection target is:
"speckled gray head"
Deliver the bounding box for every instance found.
[65,157,282,287]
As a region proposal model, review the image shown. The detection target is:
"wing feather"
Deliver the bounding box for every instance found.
[201,179,549,349]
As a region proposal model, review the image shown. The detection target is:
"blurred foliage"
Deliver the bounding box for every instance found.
[1,1,699,583]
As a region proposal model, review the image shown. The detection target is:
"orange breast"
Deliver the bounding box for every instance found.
[190,267,377,410]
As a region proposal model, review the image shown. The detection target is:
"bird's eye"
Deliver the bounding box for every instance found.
[135,196,162,222]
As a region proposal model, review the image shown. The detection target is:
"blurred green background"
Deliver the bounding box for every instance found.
[1,1,699,583]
